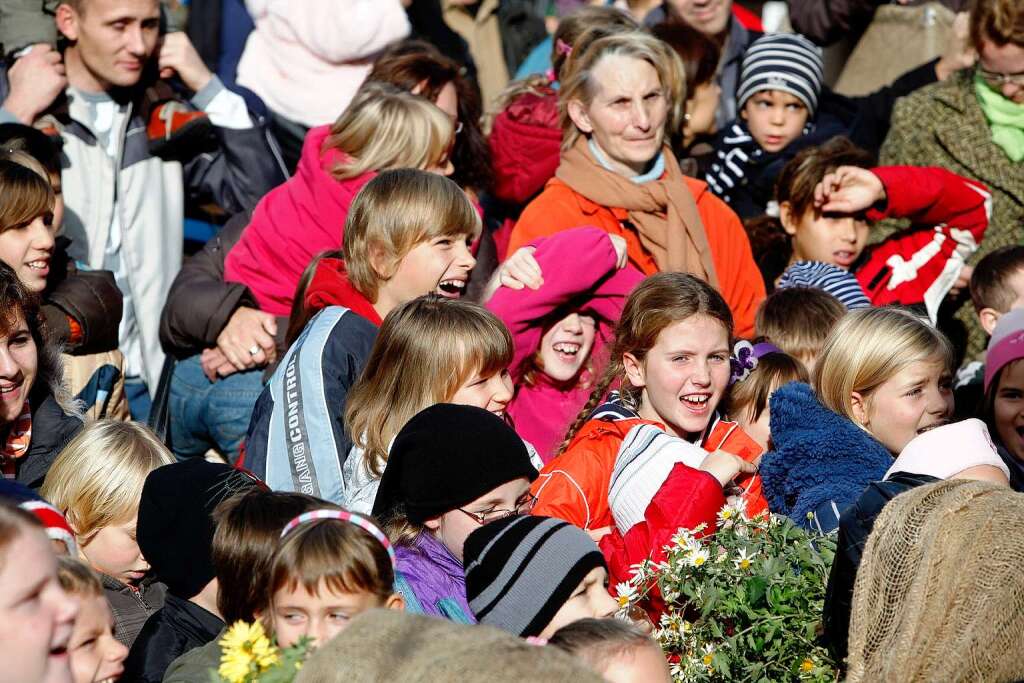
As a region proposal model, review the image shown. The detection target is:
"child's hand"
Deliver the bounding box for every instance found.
[699,450,758,487]
[497,247,544,290]
[609,234,629,269]
[813,166,886,214]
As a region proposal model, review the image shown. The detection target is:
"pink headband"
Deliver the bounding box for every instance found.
[281,509,396,569]
[555,38,573,57]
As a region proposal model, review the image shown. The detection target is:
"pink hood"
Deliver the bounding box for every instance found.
[224,125,376,316]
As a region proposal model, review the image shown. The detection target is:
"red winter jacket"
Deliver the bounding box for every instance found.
[489,87,562,206]
[856,166,990,321]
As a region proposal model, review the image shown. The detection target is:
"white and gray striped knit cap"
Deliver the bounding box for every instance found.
[736,33,824,116]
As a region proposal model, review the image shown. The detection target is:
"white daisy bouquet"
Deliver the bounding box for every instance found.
[615,502,838,682]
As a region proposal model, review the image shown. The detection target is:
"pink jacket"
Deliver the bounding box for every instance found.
[486,228,644,462]
[224,126,375,316]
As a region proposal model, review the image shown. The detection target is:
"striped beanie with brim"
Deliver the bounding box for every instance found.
[736,33,824,116]
[463,515,606,638]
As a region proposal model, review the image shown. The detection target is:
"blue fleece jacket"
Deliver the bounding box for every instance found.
[759,382,892,532]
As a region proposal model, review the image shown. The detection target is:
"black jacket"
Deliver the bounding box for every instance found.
[159,210,261,358]
[120,593,224,683]
[822,471,939,664]
[14,391,83,490]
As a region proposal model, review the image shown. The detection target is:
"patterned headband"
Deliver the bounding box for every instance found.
[281,509,396,569]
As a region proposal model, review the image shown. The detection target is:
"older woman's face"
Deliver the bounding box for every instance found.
[978,39,1024,104]
[0,312,38,424]
[569,54,667,177]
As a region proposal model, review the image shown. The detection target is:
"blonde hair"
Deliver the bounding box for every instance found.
[342,169,481,301]
[345,295,513,477]
[558,30,685,152]
[813,307,954,425]
[324,82,454,180]
[40,421,175,541]
[56,557,103,598]
[559,273,733,454]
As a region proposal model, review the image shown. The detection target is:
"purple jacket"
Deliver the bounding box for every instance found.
[394,532,476,624]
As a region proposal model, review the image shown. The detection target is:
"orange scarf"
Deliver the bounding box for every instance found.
[555,137,719,288]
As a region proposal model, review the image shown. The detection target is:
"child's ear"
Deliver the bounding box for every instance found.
[367,241,396,281]
[385,592,406,612]
[850,391,870,427]
[779,202,799,237]
[622,353,646,389]
[567,99,594,135]
[979,308,1002,336]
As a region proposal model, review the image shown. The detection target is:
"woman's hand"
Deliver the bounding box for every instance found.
[216,306,278,371]
[699,450,758,487]
[813,166,886,214]
[482,246,544,301]
[609,234,629,269]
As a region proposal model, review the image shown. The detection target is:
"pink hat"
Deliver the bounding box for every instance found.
[884,419,1010,482]
[985,308,1024,393]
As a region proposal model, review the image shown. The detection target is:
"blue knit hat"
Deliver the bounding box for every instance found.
[737,33,824,116]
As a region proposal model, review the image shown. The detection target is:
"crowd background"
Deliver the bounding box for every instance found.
[0,0,1022,681]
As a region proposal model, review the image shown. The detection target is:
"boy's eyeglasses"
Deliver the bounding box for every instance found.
[977,65,1024,88]
[456,495,538,525]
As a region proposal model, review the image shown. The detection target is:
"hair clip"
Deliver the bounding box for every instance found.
[555,38,573,57]
[729,340,758,385]
[281,509,396,569]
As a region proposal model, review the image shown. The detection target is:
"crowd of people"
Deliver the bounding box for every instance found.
[0,0,1022,680]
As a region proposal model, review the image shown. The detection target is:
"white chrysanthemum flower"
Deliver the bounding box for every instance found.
[733,547,757,571]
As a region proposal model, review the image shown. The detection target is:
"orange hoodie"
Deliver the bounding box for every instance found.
[510,177,765,338]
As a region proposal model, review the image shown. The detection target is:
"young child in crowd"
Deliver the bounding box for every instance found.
[727,342,809,451]
[462,515,617,639]
[372,404,539,622]
[754,286,847,372]
[57,558,129,683]
[531,273,765,533]
[122,459,261,683]
[264,510,405,649]
[760,306,955,532]
[162,490,331,682]
[224,82,456,317]
[956,246,1024,412]
[549,618,671,683]
[0,501,78,683]
[39,421,175,648]
[243,169,480,500]
[345,296,539,512]
[983,309,1024,491]
[751,137,990,321]
[485,227,644,461]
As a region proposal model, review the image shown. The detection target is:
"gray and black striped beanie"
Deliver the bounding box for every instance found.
[736,33,824,116]
[463,515,606,638]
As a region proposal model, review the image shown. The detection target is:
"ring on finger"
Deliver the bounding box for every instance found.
[249,345,260,357]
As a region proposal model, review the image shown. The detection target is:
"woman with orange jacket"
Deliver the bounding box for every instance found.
[506,31,764,338]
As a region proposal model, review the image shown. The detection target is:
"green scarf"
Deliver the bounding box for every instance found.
[975,72,1024,163]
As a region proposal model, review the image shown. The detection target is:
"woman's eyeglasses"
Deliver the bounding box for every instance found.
[977,65,1024,88]
[456,494,538,525]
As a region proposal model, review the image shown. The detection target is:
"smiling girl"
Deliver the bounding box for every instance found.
[983,309,1024,490]
[531,273,765,533]
[342,296,532,513]
[485,227,644,461]
[760,306,955,531]
[40,421,175,648]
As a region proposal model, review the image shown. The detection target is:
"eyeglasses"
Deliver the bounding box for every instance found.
[456,495,538,525]
[977,65,1024,88]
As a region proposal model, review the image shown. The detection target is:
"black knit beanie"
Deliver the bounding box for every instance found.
[371,404,538,524]
[463,515,606,637]
[136,459,261,598]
